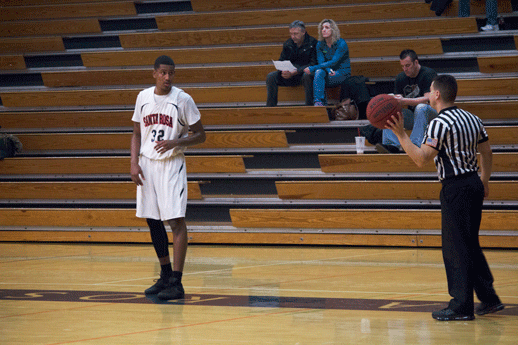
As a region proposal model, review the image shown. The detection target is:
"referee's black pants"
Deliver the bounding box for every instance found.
[440,172,499,314]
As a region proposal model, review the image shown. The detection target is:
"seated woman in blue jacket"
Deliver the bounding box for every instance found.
[304,19,351,106]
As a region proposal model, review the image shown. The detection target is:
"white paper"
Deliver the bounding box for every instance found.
[272,60,297,71]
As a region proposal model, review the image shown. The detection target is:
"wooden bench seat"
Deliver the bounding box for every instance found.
[0,18,101,38]
[276,181,517,201]
[0,110,134,129]
[0,2,136,21]
[0,181,202,200]
[319,152,518,173]
[1,0,132,5]
[230,208,517,231]
[4,77,515,108]
[0,107,329,129]
[81,39,442,67]
[485,126,518,145]
[163,1,503,30]
[188,0,510,12]
[228,208,518,248]
[0,36,65,54]
[14,128,513,152]
[14,131,288,151]
[478,55,518,74]
[158,2,439,31]
[0,156,247,174]
[188,0,428,11]
[457,77,518,96]
[457,100,518,120]
[1,208,515,247]
[0,54,25,70]
[41,60,404,88]
[119,18,475,48]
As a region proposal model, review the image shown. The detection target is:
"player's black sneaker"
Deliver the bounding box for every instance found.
[475,302,504,315]
[157,277,185,300]
[145,275,169,295]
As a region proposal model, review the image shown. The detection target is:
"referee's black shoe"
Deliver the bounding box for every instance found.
[157,277,185,300]
[476,302,505,315]
[432,308,475,321]
[145,274,169,295]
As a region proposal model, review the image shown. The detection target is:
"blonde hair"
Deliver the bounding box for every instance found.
[317,19,340,45]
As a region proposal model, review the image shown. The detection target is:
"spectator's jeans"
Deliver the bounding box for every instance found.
[313,69,349,104]
[459,0,497,25]
[266,71,313,106]
[382,104,437,148]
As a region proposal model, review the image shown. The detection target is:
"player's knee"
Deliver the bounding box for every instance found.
[167,218,187,235]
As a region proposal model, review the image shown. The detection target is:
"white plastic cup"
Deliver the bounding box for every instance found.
[355,136,365,154]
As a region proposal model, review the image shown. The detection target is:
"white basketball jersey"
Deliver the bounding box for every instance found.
[132,86,201,160]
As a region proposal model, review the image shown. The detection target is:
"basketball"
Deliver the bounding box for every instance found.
[366,94,401,129]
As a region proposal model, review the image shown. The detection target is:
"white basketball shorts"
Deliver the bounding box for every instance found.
[136,154,187,221]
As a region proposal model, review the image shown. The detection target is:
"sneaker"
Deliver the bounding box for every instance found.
[157,277,185,300]
[145,275,169,295]
[432,308,475,321]
[480,24,499,31]
[475,302,504,315]
[375,143,400,154]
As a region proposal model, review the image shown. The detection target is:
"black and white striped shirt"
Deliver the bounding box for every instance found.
[423,106,488,181]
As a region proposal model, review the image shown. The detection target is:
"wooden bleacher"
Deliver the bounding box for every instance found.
[319,153,518,173]
[0,18,102,37]
[0,2,136,21]
[276,180,518,201]
[79,38,444,67]
[118,18,478,49]
[13,131,289,151]
[0,107,330,128]
[1,0,517,248]
[3,77,518,107]
[0,181,202,200]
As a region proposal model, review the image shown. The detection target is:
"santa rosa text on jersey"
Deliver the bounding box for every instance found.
[143,113,174,128]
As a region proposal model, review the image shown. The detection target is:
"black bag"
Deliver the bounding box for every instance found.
[0,134,23,159]
[329,98,359,121]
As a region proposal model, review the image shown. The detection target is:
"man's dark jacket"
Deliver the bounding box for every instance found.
[279,32,317,74]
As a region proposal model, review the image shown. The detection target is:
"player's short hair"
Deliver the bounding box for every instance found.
[289,20,306,31]
[154,55,175,70]
[400,49,418,62]
[432,74,458,103]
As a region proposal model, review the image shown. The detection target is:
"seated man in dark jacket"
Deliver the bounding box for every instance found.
[266,20,317,106]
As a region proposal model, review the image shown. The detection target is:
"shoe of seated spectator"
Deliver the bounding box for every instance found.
[375,143,400,154]
[480,24,499,31]
[314,101,325,106]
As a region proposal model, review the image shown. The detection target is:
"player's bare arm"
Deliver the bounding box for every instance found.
[386,113,437,167]
[478,140,493,198]
[130,121,145,186]
[154,120,206,154]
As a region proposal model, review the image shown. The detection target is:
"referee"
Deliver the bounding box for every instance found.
[386,74,504,321]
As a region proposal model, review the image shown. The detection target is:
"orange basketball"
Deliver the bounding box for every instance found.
[366,94,401,129]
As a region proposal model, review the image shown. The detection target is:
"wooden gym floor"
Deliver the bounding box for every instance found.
[1,242,517,344]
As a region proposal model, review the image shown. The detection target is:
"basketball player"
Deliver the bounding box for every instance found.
[130,55,206,300]
[386,74,503,321]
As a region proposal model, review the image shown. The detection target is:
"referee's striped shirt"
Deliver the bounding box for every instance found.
[423,106,488,181]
